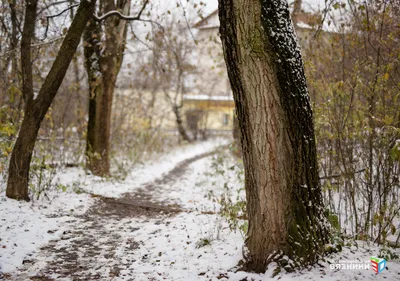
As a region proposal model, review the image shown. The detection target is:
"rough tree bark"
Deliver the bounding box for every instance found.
[6,0,97,201]
[84,0,131,176]
[232,111,242,156]
[218,0,329,272]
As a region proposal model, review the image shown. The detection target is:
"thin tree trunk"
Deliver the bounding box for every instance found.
[93,74,117,174]
[9,0,19,85]
[6,0,97,201]
[20,0,38,105]
[7,112,38,201]
[83,18,101,172]
[218,0,329,272]
[173,105,191,142]
[291,0,302,24]
[6,0,39,201]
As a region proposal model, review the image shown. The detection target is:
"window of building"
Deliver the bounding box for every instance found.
[223,114,229,126]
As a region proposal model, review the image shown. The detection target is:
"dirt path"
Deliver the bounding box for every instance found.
[14,147,225,281]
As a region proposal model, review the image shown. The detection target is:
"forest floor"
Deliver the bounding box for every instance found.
[1,139,400,281]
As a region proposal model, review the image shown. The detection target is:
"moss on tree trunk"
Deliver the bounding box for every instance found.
[218,0,329,272]
[84,0,131,176]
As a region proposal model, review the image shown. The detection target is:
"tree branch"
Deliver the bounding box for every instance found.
[46,3,80,19]
[42,3,80,40]
[34,0,96,109]
[93,0,148,22]
[319,169,366,180]
[177,0,196,43]
[38,1,78,15]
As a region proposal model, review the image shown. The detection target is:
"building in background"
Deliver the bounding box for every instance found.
[112,1,325,140]
[184,2,323,138]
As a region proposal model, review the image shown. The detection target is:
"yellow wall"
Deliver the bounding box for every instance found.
[183,99,235,131]
[113,90,236,133]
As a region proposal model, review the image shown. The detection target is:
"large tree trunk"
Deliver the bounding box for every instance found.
[218,0,329,272]
[6,0,38,201]
[84,0,130,176]
[6,111,39,201]
[6,0,97,201]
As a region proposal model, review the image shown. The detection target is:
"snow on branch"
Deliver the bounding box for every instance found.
[93,0,149,22]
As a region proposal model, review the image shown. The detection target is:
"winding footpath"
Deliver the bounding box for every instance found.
[13,146,228,281]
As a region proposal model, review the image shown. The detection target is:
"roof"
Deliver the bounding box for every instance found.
[193,1,343,33]
[184,94,234,101]
[192,10,219,29]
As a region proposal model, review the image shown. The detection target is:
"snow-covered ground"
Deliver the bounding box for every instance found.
[0,191,93,274]
[1,138,400,280]
[57,138,230,198]
[127,150,245,213]
[8,212,400,281]
[0,138,230,276]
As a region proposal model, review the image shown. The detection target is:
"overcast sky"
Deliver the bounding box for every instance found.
[159,0,327,17]
[157,0,339,33]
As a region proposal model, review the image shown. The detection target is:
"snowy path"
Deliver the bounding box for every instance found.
[7,142,242,281]
[2,140,400,281]
[116,145,229,211]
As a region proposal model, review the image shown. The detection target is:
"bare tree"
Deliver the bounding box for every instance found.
[6,0,97,201]
[311,0,400,244]
[152,22,196,142]
[84,0,148,176]
[218,0,329,272]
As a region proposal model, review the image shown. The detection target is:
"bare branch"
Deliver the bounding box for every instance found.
[32,36,65,47]
[177,0,196,44]
[46,3,80,20]
[319,169,366,180]
[93,0,149,22]
[42,3,80,40]
[38,0,78,15]
[313,0,335,38]
[0,36,65,58]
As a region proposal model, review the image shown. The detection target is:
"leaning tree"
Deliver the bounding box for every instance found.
[6,0,97,201]
[218,0,330,272]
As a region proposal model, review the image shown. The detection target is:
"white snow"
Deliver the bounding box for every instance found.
[296,21,313,29]
[183,94,234,101]
[11,212,400,280]
[113,213,244,281]
[56,138,230,198]
[0,191,94,274]
[137,151,245,213]
[1,138,400,280]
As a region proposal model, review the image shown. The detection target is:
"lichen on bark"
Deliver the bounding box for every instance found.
[218,0,330,273]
